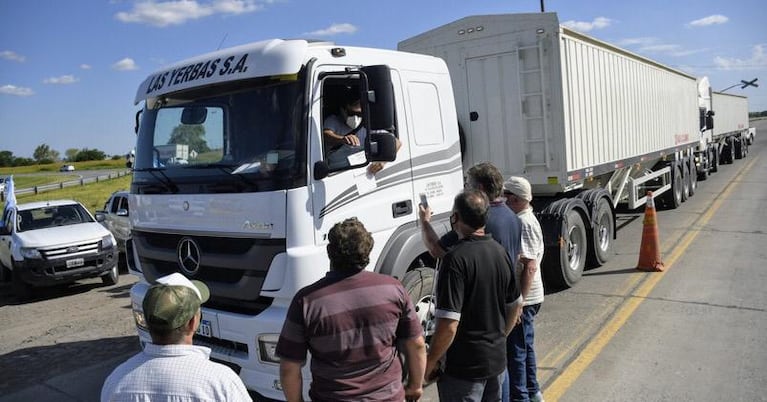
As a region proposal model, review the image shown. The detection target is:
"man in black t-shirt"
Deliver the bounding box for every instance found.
[425,190,523,402]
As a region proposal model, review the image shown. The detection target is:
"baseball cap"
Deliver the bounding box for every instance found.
[143,273,210,331]
[503,176,533,202]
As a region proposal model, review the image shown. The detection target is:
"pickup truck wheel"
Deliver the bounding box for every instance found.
[12,268,33,300]
[101,265,119,286]
[0,261,10,282]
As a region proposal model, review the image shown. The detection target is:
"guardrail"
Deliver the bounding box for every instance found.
[10,170,132,197]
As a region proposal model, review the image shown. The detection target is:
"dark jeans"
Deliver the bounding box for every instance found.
[503,304,541,402]
[437,372,505,402]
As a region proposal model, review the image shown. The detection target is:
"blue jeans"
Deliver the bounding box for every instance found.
[437,372,505,402]
[502,304,541,402]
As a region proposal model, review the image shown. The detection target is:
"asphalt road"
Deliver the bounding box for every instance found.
[1,120,764,401]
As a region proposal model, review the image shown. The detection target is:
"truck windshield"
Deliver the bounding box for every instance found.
[132,75,306,194]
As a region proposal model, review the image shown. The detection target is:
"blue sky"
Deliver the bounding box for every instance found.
[1,0,764,159]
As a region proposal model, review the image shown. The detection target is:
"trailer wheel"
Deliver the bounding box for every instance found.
[722,138,735,164]
[586,198,614,267]
[543,209,587,289]
[688,162,697,197]
[709,147,719,173]
[734,138,745,160]
[681,164,690,202]
[661,165,683,209]
[401,267,436,339]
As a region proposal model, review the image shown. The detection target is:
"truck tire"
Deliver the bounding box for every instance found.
[661,165,683,210]
[686,163,696,198]
[681,164,690,202]
[586,197,614,267]
[101,265,119,286]
[401,267,435,339]
[12,268,33,300]
[734,138,746,159]
[543,209,587,289]
[709,147,719,173]
[722,138,735,164]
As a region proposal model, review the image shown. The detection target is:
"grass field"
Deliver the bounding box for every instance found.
[2,160,131,214]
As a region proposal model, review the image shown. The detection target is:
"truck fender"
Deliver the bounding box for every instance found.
[576,189,616,240]
[536,198,590,249]
[374,213,451,280]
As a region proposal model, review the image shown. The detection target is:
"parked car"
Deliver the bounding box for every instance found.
[0,199,118,299]
[60,164,75,172]
[95,190,131,262]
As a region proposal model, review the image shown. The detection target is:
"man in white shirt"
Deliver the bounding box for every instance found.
[503,176,545,402]
[101,273,252,402]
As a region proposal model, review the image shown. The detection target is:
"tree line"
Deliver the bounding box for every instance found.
[0,144,121,167]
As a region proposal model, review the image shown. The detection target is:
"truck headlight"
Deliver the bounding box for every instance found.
[20,247,41,259]
[101,235,115,250]
[258,334,281,363]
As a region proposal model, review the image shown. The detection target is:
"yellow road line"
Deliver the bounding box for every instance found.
[544,155,759,401]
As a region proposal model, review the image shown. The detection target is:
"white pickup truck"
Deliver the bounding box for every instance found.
[0,199,119,299]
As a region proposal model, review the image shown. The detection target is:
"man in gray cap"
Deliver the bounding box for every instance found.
[502,176,545,402]
[101,273,252,402]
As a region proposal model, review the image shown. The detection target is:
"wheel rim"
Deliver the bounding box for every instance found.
[414,294,436,337]
[567,224,584,271]
[597,216,611,252]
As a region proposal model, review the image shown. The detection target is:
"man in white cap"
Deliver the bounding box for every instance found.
[101,273,252,402]
[502,176,545,402]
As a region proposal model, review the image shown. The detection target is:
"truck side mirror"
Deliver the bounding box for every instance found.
[313,161,330,180]
[368,132,398,162]
[181,106,207,125]
[360,65,395,134]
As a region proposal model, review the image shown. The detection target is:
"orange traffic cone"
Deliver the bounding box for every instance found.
[636,191,665,272]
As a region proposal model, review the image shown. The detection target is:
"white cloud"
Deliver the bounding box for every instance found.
[43,75,80,85]
[80,64,92,70]
[0,50,26,62]
[115,0,262,27]
[0,85,34,96]
[617,37,657,47]
[112,58,139,71]
[714,44,767,70]
[305,23,358,37]
[687,14,728,28]
[562,17,612,33]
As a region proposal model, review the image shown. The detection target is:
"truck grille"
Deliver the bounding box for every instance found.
[133,231,284,315]
[40,241,101,259]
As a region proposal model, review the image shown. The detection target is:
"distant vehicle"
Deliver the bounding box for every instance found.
[0,199,119,299]
[0,177,6,198]
[60,164,75,172]
[95,190,131,258]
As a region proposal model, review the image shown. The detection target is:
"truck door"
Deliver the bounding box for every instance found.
[464,46,546,175]
[309,68,414,264]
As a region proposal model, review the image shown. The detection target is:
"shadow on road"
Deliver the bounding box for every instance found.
[0,335,140,395]
[0,274,132,307]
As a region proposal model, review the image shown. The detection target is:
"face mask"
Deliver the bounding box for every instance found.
[346,115,362,129]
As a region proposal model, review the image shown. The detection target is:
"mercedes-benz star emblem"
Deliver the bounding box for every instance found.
[177,237,201,276]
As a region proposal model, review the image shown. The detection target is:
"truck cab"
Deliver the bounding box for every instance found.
[127,39,461,399]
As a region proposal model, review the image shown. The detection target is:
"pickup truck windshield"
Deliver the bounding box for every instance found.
[133,76,306,194]
[17,204,94,233]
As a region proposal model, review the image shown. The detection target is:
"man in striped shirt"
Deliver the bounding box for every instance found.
[276,218,426,402]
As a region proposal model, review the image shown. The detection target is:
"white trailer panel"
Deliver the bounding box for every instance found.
[712,92,749,138]
[399,13,699,195]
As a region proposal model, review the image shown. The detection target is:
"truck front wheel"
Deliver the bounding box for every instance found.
[401,267,435,339]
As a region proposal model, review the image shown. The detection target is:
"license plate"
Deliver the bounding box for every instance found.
[196,319,212,337]
[66,258,84,268]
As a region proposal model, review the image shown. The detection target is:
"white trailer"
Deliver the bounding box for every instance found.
[399,13,700,287]
[712,92,751,163]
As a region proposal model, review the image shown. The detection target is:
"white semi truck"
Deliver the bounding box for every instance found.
[694,79,752,179]
[126,12,751,399]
